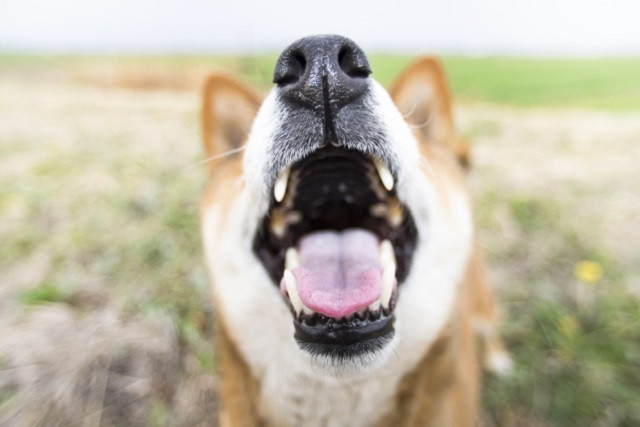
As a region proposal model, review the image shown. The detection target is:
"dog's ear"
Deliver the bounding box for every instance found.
[201,74,261,164]
[389,57,470,168]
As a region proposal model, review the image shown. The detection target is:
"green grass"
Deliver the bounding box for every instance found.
[18,281,73,306]
[476,192,640,425]
[1,54,640,110]
[442,57,640,110]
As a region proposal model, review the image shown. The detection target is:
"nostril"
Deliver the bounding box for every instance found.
[338,46,371,79]
[274,50,307,87]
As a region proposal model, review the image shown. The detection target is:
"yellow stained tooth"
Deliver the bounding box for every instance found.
[370,203,388,218]
[274,166,290,202]
[388,200,404,227]
[268,208,286,238]
[374,158,394,191]
[285,247,300,270]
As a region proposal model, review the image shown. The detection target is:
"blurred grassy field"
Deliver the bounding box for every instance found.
[2,54,640,109]
[1,54,639,425]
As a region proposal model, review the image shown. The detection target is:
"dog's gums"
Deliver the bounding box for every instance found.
[252,146,417,356]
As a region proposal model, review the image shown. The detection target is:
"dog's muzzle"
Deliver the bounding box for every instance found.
[253,35,418,360]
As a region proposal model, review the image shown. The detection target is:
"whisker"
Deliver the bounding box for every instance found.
[409,114,434,130]
[401,101,418,119]
[183,145,247,171]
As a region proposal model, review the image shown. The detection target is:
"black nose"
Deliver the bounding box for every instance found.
[273,35,371,116]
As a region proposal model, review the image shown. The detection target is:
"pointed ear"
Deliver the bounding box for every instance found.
[389,57,470,168]
[201,74,261,161]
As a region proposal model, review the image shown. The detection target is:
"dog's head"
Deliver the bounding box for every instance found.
[201,35,473,374]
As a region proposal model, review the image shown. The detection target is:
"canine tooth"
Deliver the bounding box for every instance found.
[283,270,303,314]
[283,270,313,315]
[379,240,396,309]
[380,264,396,310]
[368,299,381,312]
[285,247,300,270]
[274,166,290,203]
[379,240,395,267]
[373,158,394,191]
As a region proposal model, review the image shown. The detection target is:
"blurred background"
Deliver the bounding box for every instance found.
[1,1,639,425]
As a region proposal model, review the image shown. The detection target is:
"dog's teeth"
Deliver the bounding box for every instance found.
[388,200,404,227]
[286,210,302,224]
[368,299,381,312]
[370,203,388,218]
[283,270,303,314]
[380,263,396,310]
[283,270,313,315]
[268,209,286,238]
[274,166,290,203]
[379,240,396,309]
[374,158,394,191]
[285,247,300,270]
[379,240,395,267]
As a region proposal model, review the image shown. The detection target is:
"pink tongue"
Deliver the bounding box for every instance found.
[289,228,382,318]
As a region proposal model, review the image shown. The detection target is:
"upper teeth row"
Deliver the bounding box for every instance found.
[282,240,397,317]
[274,166,290,203]
[273,159,395,203]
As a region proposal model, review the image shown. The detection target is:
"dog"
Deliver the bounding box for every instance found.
[200,35,510,426]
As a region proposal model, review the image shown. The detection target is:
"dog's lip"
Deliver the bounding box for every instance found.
[285,284,398,353]
[293,311,395,347]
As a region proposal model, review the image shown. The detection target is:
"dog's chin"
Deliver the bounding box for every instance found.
[297,328,398,375]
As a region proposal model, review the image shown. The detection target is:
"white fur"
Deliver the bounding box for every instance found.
[202,78,473,426]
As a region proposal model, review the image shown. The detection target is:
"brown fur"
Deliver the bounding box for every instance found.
[376,249,487,427]
[215,314,263,427]
[200,57,507,426]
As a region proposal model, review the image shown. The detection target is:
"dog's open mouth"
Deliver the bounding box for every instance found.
[253,145,418,358]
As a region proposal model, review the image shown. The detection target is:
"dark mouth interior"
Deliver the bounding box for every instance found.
[252,145,418,356]
[253,145,418,287]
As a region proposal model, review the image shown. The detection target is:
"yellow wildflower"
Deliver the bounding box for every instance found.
[575,260,603,284]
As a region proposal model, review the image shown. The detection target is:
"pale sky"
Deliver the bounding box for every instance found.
[1,0,639,55]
